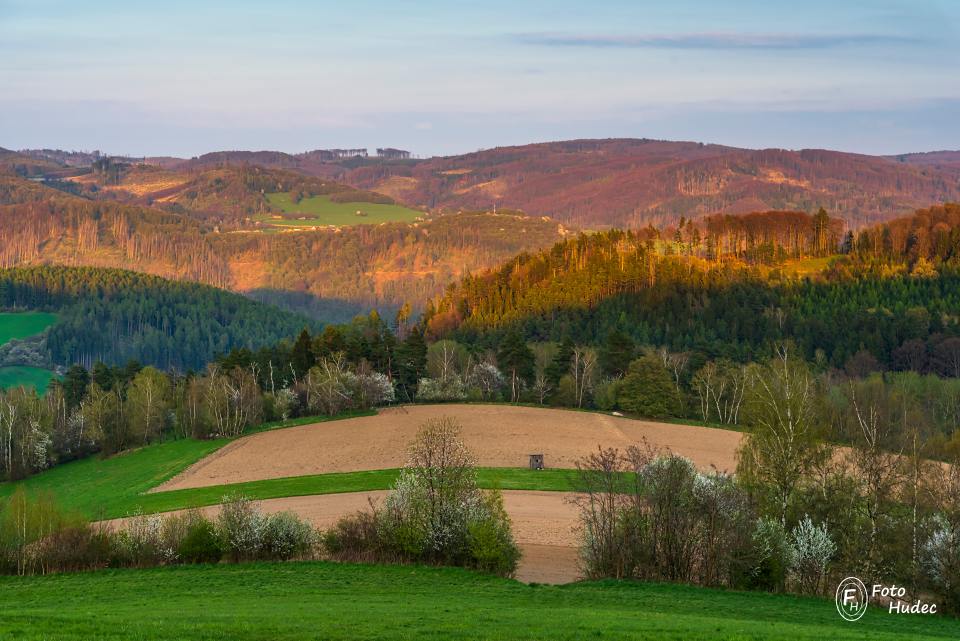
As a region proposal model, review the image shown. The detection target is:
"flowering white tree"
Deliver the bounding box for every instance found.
[467,361,504,399]
[353,371,395,408]
[415,376,467,401]
[305,356,354,415]
[789,516,835,594]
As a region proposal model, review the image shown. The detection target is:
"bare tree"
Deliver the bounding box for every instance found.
[847,379,905,579]
[570,347,599,408]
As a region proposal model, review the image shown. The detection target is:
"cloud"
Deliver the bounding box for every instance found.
[512,32,921,50]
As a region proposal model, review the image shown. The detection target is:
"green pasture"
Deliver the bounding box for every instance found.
[261,192,423,227]
[0,562,954,640]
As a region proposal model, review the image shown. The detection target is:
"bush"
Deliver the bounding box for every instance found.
[262,511,317,560]
[467,491,520,576]
[178,518,223,564]
[113,512,175,567]
[593,378,621,411]
[789,516,835,595]
[575,449,751,585]
[740,517,794,591]
[217,495,267,561]
[32,524,114,574]
[415,376,467,401]
[323,510,385,563]
[617,355,681,418]
[922,515,960,615]
[322,418,520,577]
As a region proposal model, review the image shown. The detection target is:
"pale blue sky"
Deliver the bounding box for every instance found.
[1,0,957,156]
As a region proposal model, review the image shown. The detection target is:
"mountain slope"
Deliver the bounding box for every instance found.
[0,174,569,320]
[339,139,960,229]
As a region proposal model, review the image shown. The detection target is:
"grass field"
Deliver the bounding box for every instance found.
[0,409,580,518]
[0,435,577,518]
[0,437,230,518]
[0,312,58,391]
[0,365,56,393]
[0,562,954,640]
[261,192,423,227]
[0,311,57,345]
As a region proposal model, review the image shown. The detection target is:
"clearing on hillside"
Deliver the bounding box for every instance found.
[157,404,743,491]
[0,311,57,345]
[0,312,57,391]
[260,192,423,227]
[0,366,55,393]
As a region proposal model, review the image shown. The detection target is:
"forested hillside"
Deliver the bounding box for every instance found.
[339,139,960,229]
[425,204,960,372]
[0,266,313,370]
[0,173,567,320]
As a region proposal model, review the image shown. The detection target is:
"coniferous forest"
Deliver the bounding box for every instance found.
[0,266,314,370]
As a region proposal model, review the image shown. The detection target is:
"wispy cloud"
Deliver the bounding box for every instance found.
[513,32,921,50]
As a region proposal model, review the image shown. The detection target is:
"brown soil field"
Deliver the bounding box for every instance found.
[157,405,744,492]
[112,490,582,584]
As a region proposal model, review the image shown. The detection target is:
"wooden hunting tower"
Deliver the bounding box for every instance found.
[528,453,544,470]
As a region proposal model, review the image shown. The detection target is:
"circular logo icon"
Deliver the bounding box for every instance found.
[836,577,869,621]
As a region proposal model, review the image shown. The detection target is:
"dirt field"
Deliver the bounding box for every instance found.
[158,405,744,492]
[113,490,582,584]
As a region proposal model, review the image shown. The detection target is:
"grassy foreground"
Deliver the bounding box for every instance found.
[0,562,955,641]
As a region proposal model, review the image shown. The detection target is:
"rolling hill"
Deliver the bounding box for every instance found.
[18,140,960,233]
[338,139,960,229]
[0,172,569,320]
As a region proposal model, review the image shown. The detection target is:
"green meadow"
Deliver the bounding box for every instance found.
[0,562,954,641]
[0,432,578,519]
[0,312,58,391]
[0,311,57,345]
[0,365,56,393]
[262,192,423,227]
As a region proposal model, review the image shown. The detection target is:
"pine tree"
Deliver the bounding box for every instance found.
[546,335,575,384]
[395,327,427,402]
[497,331,535,402]
[600,330,635,377]
[290,328,315,378]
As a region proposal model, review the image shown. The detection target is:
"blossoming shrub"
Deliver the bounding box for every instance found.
[324,417,520,577]
[922,515,960,615]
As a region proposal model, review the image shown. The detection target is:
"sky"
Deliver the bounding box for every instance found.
[1,0,958,157]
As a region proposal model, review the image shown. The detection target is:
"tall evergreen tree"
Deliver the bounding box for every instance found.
[395,327,427,402]
[600,330,635,378]
[497,331,535,402]
[546,336,575,384]
[290,328,315,378]
[60,364,89,410]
